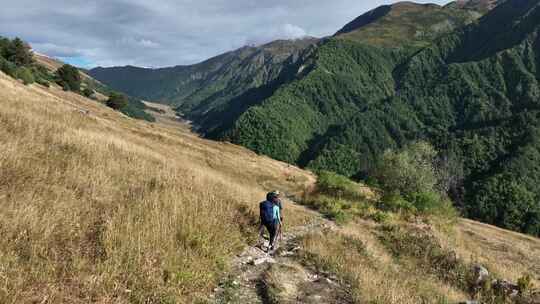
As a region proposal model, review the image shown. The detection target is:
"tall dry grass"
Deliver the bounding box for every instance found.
[0,73,314,303]
[301,224,467,304]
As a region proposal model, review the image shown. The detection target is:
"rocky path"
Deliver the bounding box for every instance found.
[209,213,353,304]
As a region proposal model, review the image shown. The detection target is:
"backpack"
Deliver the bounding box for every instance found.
[259,200,274,224]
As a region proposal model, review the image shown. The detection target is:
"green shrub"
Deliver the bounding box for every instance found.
[56,64,81,92]
[317,170,365,201]
[373,142,459,218]
[106,93,129,110]
[82,87,94,98]
[370,210,389,223]
[35,77,50,87]
[375,141,438,197]
[302,195,354,224]
[378,191,417,214]
[408,191,442,213]
[517,274,533,295]
[0,58,17,77]
[16,67,35,85]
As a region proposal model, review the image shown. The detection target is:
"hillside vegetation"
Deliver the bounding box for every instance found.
[198,0,540,237]
[33,53,155,122]
[334,1,481,48]
[88,38,319,118]
[0,70,316,303]
[2,68,539,304]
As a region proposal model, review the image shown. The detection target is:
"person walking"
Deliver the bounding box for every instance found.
[259,191,282,252]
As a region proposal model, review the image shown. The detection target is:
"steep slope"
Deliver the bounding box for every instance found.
[0,69,316,303]
[207,0,540,236]
[31,52,155,121]
[88,38,319,117]
[2,59,539,304]
[334,1,485,48]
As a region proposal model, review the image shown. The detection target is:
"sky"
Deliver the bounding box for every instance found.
[0,0,450,68]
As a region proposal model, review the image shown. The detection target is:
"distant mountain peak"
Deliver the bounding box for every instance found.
[334,0,499,47]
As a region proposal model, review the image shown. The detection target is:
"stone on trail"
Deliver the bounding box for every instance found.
[471,264,489,286]
[251,257,276,266]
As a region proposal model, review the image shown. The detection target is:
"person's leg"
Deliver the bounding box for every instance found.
[268,222,277,249]
[263,222,272,249]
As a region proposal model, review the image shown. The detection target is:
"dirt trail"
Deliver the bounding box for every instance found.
[210,202,352,304]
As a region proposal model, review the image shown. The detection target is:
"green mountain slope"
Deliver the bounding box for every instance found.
[334,1,483,48]
[88,38,318,117]
[206,0,540,236]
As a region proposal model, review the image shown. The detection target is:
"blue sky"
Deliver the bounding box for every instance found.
[58,57,95,69]
[0,0,450,68]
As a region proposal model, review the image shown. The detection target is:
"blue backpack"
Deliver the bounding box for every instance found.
[259,200,274,224]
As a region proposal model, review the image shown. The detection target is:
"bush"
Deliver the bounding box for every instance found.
[56,64,81,92]
[316,170,365,201]
[0,57,17,77]
[373,142,458,217]
[35,77,50,87]
[106,93,128,110]
[16,67,35,85]
[82,87,94,98]
[375,141,438,196]
[378,191,417,214]
[370,210,389,223]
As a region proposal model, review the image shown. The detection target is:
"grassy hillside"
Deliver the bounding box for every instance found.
[334,1,487,48]
[2,68,539,304]
[201,0,540,237]
[0,70,316,303]
[88,38,319,117]
[33,53,155,122]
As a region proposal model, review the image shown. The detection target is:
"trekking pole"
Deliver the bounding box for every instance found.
[279,222,284,242]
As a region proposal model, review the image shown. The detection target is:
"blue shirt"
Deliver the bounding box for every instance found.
[272,204,281,224]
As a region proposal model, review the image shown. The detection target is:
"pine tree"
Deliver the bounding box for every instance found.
[5,38,33,66]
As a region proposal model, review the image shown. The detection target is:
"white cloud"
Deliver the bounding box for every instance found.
[0,0,452,67]
[118,37,160,49]
[281,24,308,39]
[31,42,83,57]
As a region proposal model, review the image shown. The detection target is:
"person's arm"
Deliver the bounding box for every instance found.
[275,206,281,224]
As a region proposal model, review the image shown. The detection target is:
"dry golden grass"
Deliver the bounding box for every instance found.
[0,72,315,303]
[451,219,540,285]
[2,68,539,304]
[301,216,540,304]
[302,223,466,304]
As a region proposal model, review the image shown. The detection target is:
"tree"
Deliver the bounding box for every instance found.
[471,175,539,235]
[106,93,128,110]
[0,37,10,57]
[16,67,35,85]
[4,38,33,66]
[82,87,95,98]
[375,141,439,196]
[56,64,81,92]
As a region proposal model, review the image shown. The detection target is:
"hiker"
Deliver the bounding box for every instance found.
[259,191,282,251]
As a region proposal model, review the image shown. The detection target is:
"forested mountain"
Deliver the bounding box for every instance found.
[89,0,540,236]
[88,38,319,117]
[201,0,540,236]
